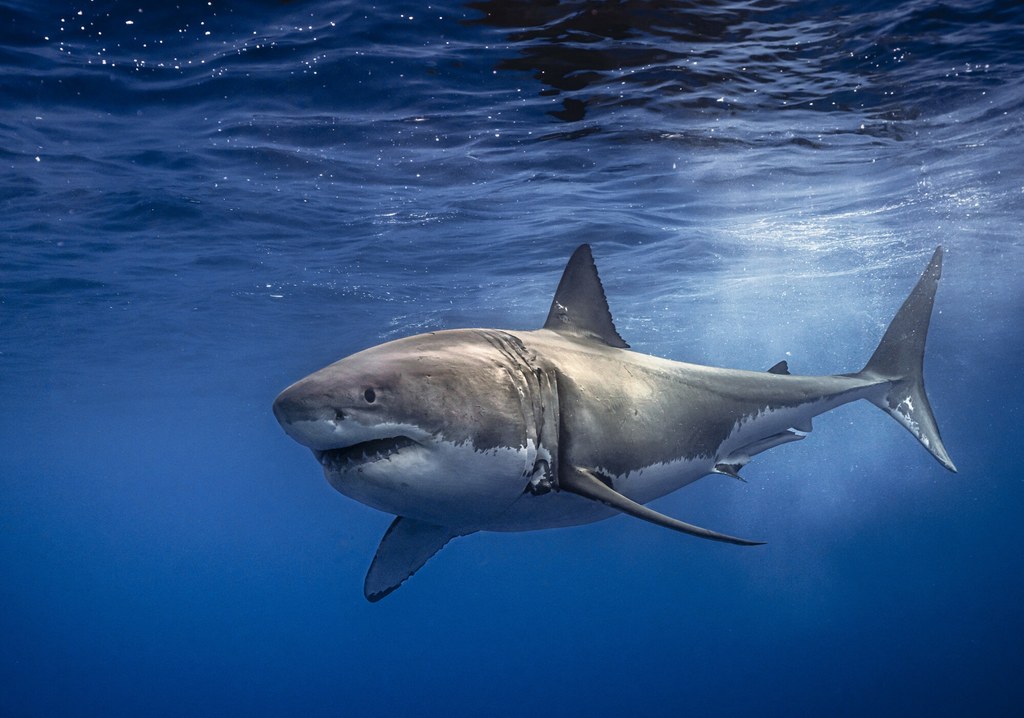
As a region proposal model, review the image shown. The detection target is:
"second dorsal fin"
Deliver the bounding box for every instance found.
[543,244,629,348]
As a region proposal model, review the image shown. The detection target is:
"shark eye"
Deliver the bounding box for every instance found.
[363,388,376,403]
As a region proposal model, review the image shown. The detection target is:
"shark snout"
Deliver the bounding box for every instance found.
[272,384,342,450]
[272,385,311,427]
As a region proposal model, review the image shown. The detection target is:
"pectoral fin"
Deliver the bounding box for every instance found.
[559,466,763,546]
[364,517,470,602]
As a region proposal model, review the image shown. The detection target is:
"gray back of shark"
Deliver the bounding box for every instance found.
[273,245,955,601]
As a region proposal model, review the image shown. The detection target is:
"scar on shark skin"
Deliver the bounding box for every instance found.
[273,245,955,602]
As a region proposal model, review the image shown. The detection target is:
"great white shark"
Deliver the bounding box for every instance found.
[273,245,955,601]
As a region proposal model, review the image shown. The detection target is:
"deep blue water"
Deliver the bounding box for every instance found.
[2,1,1023,715]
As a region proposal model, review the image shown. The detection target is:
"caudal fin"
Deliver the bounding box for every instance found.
[858,247,956,472]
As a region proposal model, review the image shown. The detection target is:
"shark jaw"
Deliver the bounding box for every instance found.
[313,436,419,471]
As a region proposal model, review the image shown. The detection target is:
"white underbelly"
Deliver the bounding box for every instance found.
[326,439,534,529]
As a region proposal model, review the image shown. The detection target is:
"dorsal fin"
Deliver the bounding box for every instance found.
[767,360,790,375]
[543,244,629,348]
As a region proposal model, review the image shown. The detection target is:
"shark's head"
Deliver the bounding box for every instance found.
[273,329,550,528]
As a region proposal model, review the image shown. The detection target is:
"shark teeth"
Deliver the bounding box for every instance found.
[315,437,417,468]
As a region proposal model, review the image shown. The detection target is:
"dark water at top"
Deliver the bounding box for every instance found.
[2,1,1023,716]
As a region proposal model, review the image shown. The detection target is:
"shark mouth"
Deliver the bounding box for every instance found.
[314,437,418,469]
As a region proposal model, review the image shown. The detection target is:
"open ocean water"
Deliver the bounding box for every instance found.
[2,0,1023,715]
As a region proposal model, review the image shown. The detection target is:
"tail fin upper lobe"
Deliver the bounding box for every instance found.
[856,247,956,472]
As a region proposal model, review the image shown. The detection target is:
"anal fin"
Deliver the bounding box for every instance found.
[713,463,747,482]
[559,466,763,546]
[364,517,470,602]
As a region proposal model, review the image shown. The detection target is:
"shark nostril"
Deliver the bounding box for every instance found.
[334,409,346,422]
